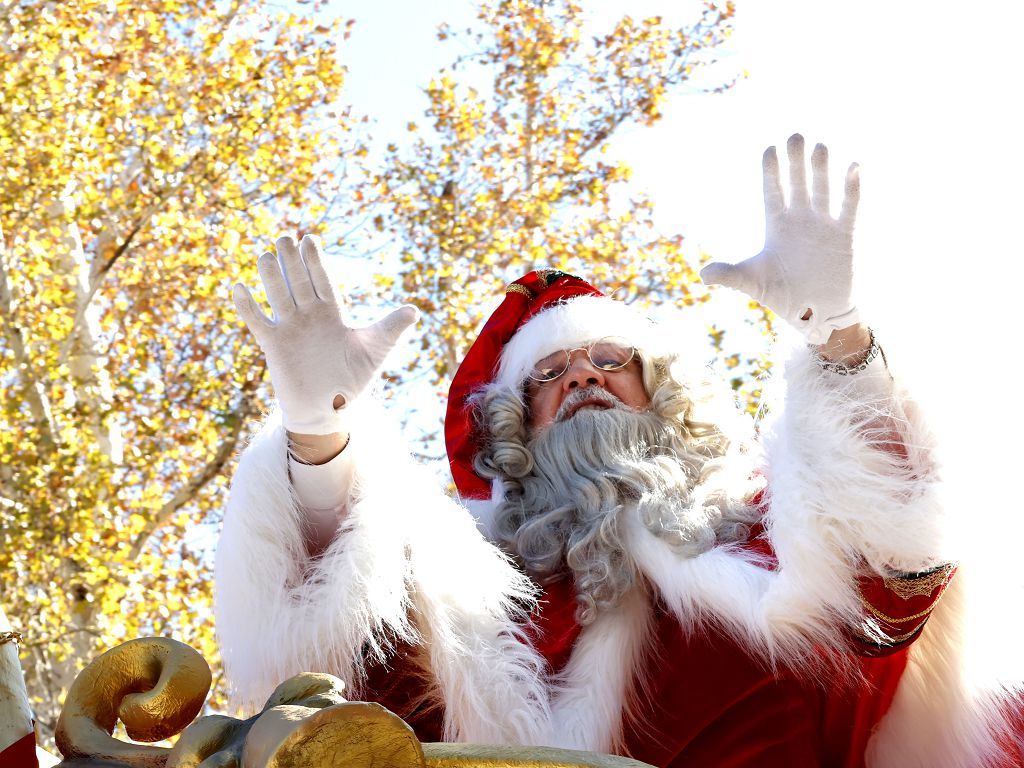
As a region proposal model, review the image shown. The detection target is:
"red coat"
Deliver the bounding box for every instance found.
[363,538,960,768]
[524,574,914,768]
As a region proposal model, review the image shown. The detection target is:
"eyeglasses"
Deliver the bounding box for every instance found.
[527,337,637,383]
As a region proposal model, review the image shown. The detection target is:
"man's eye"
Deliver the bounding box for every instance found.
[588,340,633,370]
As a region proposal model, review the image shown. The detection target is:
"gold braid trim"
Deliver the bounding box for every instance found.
[852,621,926,647]
[505,283,533,298]
[857,583,949,625]
[886,624,928,643]
[0,630,23,646]
[883,563,956,600]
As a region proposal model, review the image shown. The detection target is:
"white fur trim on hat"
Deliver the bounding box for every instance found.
[494,296,668,389]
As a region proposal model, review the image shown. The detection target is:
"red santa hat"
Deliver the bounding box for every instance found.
[445,269,664,501]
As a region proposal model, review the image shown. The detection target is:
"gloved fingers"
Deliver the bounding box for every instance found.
[701,261,749,294]
[370,305,419,347]
[811,142,830,216]
[787,133,809,209]
[702,258,770,305]
[257,251,295,318]
[299,234,340,307]
[762,146,784,218]
[276,235,317,307]
[699,261,728,287]
[232,283,274,337]
[839,162,860,232]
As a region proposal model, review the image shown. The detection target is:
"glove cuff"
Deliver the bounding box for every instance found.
[281,409,348,436]
[799,305,861,345]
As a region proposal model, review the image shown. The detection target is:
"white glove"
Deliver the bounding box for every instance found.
[701,134,861,345]
[233,235,417,435]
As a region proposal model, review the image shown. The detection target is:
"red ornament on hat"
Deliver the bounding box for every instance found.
[445,270,604,500]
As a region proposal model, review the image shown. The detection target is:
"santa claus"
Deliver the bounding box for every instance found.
[216,136,1023,767]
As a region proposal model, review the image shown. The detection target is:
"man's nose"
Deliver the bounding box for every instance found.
[561,351,606,392]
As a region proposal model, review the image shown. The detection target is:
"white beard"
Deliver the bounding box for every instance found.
[492,386,735,625]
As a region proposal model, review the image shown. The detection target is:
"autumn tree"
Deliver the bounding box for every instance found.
[368,0,770,448]
[0,0,353,739]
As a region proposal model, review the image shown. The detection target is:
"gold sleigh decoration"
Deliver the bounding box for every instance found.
[53,637,652,768]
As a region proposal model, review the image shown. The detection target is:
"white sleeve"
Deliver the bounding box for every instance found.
[620,337,1023,766]
[214,408,417,712]
[288,443,356,545]
[764,340,1024,768]
[213,406,549,741]
[621,339,951,655]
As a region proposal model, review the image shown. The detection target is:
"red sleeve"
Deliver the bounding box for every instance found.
[360,642,446,743]
[750,486,957,659]
[851,563,957,656]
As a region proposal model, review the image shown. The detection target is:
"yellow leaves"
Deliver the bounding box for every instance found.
[220,228,241,254]
[1,0,351,743]
[708,326,726,351]
[0,0,759,747]
[367,0,764,438]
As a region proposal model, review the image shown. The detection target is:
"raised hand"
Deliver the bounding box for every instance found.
[701,134,861,345]
[233,235,417,435]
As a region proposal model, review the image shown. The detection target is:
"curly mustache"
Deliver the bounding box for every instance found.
[552,386,630,423]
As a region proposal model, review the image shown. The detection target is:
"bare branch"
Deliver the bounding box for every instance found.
[0,227,58,450]
[126,372,264,561]
[56,150,206,367]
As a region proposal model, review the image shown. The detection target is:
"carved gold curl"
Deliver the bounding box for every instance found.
[53,638,652,768]
[424,743,654,767]
[55,636,211,767]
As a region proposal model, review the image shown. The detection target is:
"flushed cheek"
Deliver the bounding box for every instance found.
[613,382,650,410]
[526,386,562,431]
[606,370,649,410]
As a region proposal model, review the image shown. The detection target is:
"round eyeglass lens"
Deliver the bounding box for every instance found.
[587,339,634,370]
[529,349,570,382]
[527,337,635,382]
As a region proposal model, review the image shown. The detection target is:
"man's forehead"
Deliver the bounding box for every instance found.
[495,297,661,390]
[530,336,621,361]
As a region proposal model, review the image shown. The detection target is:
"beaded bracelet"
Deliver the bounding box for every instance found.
[812,328,883,376]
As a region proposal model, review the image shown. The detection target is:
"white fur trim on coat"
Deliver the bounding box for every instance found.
[547,587,654,754]
[616,343,1023,767]
[760,348,1022,768]
[218,337,1024,764]
[215,406,550,744]
[866,572,1024,768]
[596,342,1023,767]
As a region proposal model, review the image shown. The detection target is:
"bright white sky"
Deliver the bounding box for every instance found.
[337,2,1021,327]
[329,1,1022,475]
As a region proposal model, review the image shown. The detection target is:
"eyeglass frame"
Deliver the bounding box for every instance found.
[526,337,638,383]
